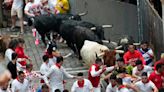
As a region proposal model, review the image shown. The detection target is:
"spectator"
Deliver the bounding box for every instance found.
[138,41,154,66]
[5,39,22,70]
[149,63,164,89]
[10,0,24,34]
[123,44,145,66]
[5,39,18,63]
[15,38,31,67]
[88,58,114,92]
[11,71,29,92]
[44,56,76,92]
[116,78,130,92]
[24,0,38,17]
[41,0,51,15]
[55,0,70,14]
[71,72,93,92]
[106,74,117,92]
[7,53,18,79]
[25,0,51,16]
[48,0,57,14]
[132,59,153,79]
[135,72,158,92]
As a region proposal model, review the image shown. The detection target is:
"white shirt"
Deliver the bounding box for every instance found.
[71,79,93,92]
[5,48,25,71]
[116,87,130,92]
[90,65,115,77]
[24,70,44,91]
[24,2,33,13]
[44,65,74,92]
[5,49,14,62]
[12,0,23,9]
[48,57,57,67]
[11,79,29,92]
[24,2,42,16]
[132,65,153,78]
[40,62,50,75]
[135,80,157,92]
[34,0,41,4]
[48,0,57,14]
[138,48,153,62]
[106,83,117,92]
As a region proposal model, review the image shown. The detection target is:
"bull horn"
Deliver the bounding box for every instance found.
[115,45,123,50]
[90,27,96,30]
[133,43,140,46]
[63,53,72,59]
[98,53,104,57]
[102,25,112,28]
[102,40,109,43]
[78,11,88,16]
[115,50,124,54]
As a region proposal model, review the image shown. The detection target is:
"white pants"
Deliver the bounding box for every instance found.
[93,87,101,92]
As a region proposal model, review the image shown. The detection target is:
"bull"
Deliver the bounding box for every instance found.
[59,21,105,59]
[80,40,124,67]
[61,20,112,40]
[28,12,87,46]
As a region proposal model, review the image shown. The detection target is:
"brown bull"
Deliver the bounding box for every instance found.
[103,50,116,67]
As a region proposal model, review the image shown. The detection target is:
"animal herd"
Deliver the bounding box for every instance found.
[0,12,137,67]
[27,12,138,67]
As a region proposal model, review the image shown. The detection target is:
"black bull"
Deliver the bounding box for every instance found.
[28,14,107,46]
[59,22,103,59]
[28,14,83,45]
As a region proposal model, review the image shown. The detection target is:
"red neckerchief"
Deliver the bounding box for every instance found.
[56,63,61,69]
[138,65,144,71]
[77,79,84,88]
[112,84,116,88]
[142,79,150,84]
[118,85,126,90]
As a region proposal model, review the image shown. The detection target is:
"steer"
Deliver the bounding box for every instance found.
[80,40,124,67]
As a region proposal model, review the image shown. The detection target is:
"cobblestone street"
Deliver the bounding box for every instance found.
[0,27,88,91]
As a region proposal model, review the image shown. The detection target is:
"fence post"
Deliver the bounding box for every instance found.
[137,0,143,42]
